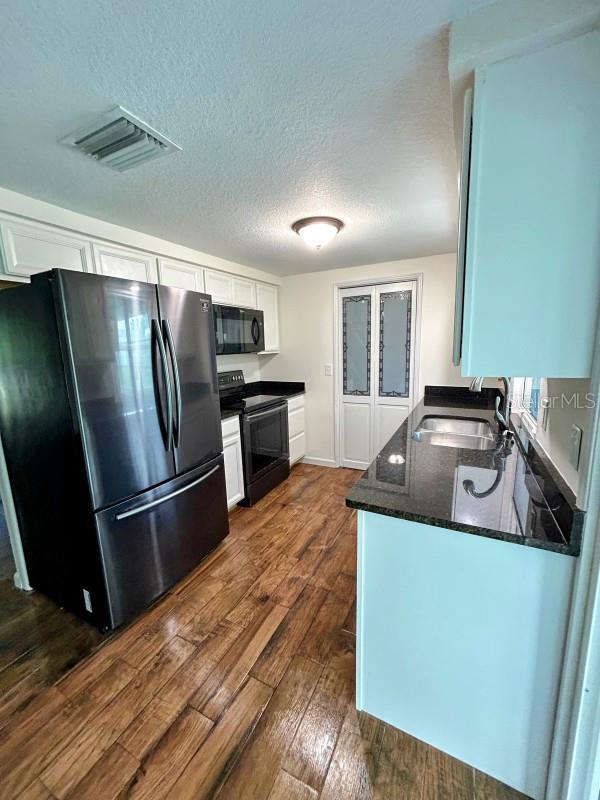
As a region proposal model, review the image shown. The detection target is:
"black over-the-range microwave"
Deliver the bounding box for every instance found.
[213,304,265,354]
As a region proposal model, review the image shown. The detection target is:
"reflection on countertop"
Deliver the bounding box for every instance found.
[346,386,583,556]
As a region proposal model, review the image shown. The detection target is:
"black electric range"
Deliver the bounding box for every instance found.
[218,371,290,505]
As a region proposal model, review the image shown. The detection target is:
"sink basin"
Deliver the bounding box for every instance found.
[412,415,496,450]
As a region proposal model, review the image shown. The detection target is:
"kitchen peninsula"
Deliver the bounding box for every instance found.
[346,386,583,800]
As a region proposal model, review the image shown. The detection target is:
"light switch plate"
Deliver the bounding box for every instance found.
[570,425,583,470]
[324,363,333,376]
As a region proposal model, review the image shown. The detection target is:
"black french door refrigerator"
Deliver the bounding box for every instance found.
[0,269,228,630]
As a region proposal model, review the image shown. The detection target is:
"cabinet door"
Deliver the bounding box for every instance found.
[222,420,245,508]
[157,257,203,291]
[232,277,256,308]
[205,269,234,304]
[289,433,306,465]
[256,282,280,353]
[462,31,600,378]
[0,220,93,281]
[93,243,157,284]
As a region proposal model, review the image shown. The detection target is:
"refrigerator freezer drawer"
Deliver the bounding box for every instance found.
[95,454,228,629]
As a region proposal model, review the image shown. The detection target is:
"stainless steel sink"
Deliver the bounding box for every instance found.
[412,415,496,450]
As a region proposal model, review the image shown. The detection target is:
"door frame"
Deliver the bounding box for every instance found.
[333,273,423,469]
[546,309,600,800]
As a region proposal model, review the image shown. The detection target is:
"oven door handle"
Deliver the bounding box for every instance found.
[245,404,285,422]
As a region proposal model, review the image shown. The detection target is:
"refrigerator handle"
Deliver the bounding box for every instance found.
[151,319,173,451]
[115,463,221,520]
[162,318,182,448]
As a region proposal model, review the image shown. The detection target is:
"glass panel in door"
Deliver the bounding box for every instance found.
[343,295,371,395]
[378,290,412,398]
[157,287,223,475]
[58,271,175,509]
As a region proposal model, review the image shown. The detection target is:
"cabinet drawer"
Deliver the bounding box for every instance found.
[221,415,241,440]
[287,394,304,413]
[289,432,306,466]
[288,406,305,439]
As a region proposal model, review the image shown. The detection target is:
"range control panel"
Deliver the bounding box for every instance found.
[218,370,245,392]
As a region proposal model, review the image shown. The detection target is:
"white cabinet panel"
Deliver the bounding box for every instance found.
[287,395,306,466]
[343,402,371,469]
[0,220,93,281]
[157,257,203,292]
[222,416,244,509]
[205,269,234,304]
[256,282,280,353]
[289,432,306,466]
[93,243,157,283]
[288,406,305,440]
[232,277,256,308]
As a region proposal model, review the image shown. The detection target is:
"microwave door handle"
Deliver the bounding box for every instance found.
[251,317,260,345]
[162,319,182,448]
[151,319,173,451]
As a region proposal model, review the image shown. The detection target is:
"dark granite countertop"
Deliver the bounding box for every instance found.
[346,386,583,556]
[244,380,305,399]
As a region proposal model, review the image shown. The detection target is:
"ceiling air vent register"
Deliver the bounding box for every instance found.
[61,107,182,172]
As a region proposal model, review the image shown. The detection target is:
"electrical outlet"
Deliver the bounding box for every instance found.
[324,363,333,376]
[570,425,583,470]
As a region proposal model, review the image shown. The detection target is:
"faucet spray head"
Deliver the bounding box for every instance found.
[469,377,484,393]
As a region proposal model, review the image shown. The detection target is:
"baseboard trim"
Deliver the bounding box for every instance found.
[302,456,338,468]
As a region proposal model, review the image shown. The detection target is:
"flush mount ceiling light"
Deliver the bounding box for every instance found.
[292,217,344,250]
[61,106,182,172]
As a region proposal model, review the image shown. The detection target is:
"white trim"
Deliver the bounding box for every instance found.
[332,272,423,469]
[0,435,31,591]
[301,456,337,468]
[546,308,600,799]
[356,509,366,710]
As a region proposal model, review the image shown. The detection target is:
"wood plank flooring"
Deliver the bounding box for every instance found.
[0,463,530,799]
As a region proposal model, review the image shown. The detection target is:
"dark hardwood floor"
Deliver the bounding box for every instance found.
[0,464,529,799]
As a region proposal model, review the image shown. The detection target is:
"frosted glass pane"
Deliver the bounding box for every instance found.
[379,291,411,397]
[343,295,370,395]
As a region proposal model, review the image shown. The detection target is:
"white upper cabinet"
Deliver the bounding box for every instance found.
[232,276,256,308]
[157,257,204,292]
[92,243,157,284]
[204,268,234,304]
[0,220,93,281]
[457,30,600,378]
[256,282,280,353]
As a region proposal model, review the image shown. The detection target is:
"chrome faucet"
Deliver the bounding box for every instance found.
[469,376,511,432]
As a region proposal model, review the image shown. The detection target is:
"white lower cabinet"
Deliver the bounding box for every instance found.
[0,219,93,281]
[288,395,306,466]
[222,415,245,509]
[92,243,157,283]
[157,257,203,291]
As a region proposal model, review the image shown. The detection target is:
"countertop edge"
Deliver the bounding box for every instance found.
[346,497,580,557]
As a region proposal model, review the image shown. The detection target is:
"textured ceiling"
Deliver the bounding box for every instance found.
[0,0,490,275]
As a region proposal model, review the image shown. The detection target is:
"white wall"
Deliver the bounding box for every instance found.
[261,253,469,465]
[0,186,281,287]
[216,354,262,384]
[536,379,593,497]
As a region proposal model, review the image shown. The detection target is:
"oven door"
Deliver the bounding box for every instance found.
[242,402,289,483]
[214,305,265,354]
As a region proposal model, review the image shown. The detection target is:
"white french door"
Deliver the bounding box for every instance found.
[338,281,417,469]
